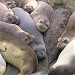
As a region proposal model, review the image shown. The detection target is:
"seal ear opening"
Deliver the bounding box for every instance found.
[0,42,7,52]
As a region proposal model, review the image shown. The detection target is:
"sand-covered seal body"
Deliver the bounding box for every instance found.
[0,0,16,8]
[14,0,38,13]
[12,7,46,60]
[48,38,75,75]
[31,1,54,32]
[44,7,71,64]
[57,12,75,50]
[0,31,38,75]
[0,21,34,44]
[0,2,19,24]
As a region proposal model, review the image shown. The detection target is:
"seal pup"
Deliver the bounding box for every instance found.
[0,2,19,24]
[12,7,46,60]
[0,0,16,8]
[0,31,38,75]
[0,21,34,45]
[31,1,54,32]
[48,38,75,75]
[44,7,71,64]
[57,12,75,50]
[14,0,38,13]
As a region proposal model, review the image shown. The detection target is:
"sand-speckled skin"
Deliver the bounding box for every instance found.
[12,7,46,60]
[0,21,34,45]
[57,12,75,50]
[0,54,6,75]
[0,0,16,8]
[14,0,38,13]
[0,2,19,24]
[31,1,54,32]
[48,38,75,75]
[0,31,38,75]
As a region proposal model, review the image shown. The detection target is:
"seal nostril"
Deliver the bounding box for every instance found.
[63,38,68,43]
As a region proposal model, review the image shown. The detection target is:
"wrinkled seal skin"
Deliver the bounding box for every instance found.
[0,21,34,45]
[57,12,75,50]
[0,2,19,24]
[12,7,46,60]
[44,7,71,64]
[31,1,54,32]
[0,31,38,75]
[14,0,38,13]
[0,0,16,8]
[0,54,6,75]
[48,38,75,75]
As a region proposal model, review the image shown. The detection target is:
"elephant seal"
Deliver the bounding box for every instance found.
[44,7,71,64]
[0,54,6,75]
[31,1,54,32]
[0,21,34,45]
[0,31,38,75]
[0,2,19,24]
[0,0,16,8]
[12,7,46,60]
[57,11,75,50]
[14,0,38,13]
[48,38,75,75]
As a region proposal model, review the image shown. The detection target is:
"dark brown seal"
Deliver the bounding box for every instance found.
[0,31,38,75]
[57,11,75,50]
[48,38,75,75]
[0,2,19,24]
[31,1,54,32]
[44,7,71,64]
[0,21,34,44]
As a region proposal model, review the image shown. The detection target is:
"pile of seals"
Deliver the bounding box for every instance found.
[0,0,74,75]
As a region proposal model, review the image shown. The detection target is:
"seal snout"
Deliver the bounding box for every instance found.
[57,37,69,50]
[33,46,46,60]
[36,19,50,32]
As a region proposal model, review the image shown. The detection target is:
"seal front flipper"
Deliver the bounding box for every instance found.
[0,42,7,52]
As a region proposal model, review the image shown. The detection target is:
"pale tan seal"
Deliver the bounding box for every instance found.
[48,38,75,75]
[14,0,38,13]
[0,0,16,8]
[31,1,54,32]
[0,31,38,75]
[0,2,19,24]
[0,21,34,44]
[57,12,75,50]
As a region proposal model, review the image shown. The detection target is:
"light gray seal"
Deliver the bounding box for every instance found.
[0,21,34,45]
[12,7,46,60]
[0,31,38,75]
[57,11,75,50]
[0,0,16,8]
[48,38,75,75]
[14,0,38,13]
[31,1,54,32]
[0,2,19,24]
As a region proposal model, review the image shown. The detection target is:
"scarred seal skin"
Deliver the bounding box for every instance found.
[57,12,75,50]
[44,7,71,64]
[0,21,35,45]
[14,0,38,13]
[0,0,16,8]
[12,7,46,60]
[0,2,19,24]
[48,38,75,75]
[0,31,38,75]
[31,1,54,32]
